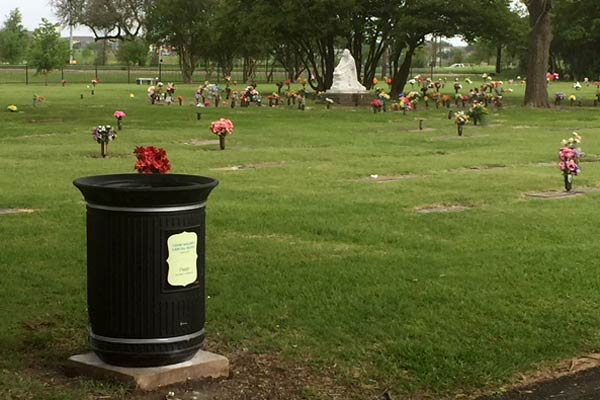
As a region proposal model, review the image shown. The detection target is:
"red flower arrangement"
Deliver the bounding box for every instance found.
[371,99,384,113]
[134,146,172,174]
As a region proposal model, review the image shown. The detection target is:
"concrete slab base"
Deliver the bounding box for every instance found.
[325,92,373,106]
[67,351,229,391]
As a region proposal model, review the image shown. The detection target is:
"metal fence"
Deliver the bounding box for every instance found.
[0,64,292,85]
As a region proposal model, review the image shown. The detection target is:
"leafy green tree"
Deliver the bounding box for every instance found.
[552,0,600,80]
[0,9,30,64]
[210,0,273,82]
[28,19,70,84]
[463,0,527,73]
[116,38,149,66]
[381,0,524,94]
[146,0,214,83]
[263,0,349,91]
[52,0,149,41]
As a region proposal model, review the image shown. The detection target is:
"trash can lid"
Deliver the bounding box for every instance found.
[74,174,219,208]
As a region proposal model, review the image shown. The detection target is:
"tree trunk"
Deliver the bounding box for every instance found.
[301,34,335,92]
[495,45,502,74]
[350,30,364,83]
[242,56,248,83]
[178,46,196,84]
[381,47,389,79]
[390,44,417,97]
[524,0,553,108]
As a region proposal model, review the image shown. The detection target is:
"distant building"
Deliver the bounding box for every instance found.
[68,36,95,49]
[66,36,118,50]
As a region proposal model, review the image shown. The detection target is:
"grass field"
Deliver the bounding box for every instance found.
[1,80,600,399]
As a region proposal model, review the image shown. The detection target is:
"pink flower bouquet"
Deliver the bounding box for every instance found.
[114,110,126,130]
[559,132,583,191]
[114,110,126,119]
[210,118,235,150]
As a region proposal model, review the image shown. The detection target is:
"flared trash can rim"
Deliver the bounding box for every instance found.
[74,173,219,208]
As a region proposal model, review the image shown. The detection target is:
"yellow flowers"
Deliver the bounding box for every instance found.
[561,132,582,147]
[7,105,18,112]
[454,111,469,125]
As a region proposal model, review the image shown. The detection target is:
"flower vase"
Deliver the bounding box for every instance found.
[101,142,108,158]
[231,100,235,108]
[215,97,220,107]
[457,125,464,136]
[402,109,406,115]
[196,112,201,120]
[383,103,387,112]
[117,119,123,131]
[564,174,573,192]
[326,103,331,110]
[219,135,226,150]
[473,117,478,126]
[418,119,424,130]
[372,107,377,114]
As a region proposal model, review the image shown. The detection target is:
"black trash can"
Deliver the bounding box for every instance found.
[73,174,218,367]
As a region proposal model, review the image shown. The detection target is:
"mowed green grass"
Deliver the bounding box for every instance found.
[1,80,600,399]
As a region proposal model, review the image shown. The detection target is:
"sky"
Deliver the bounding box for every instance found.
[0,0,92,36]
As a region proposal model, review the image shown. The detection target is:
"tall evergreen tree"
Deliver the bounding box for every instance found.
[0,9,30,64]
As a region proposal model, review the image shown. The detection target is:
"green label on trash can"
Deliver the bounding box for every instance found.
[166,231,198,287]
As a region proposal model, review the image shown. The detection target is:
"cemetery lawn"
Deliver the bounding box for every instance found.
[2,82,600,399]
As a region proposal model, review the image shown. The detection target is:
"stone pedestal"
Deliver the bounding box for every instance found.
[66,351,229,391]
[325,92,373,106]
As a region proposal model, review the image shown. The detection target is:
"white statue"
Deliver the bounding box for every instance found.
[328,49,367,93]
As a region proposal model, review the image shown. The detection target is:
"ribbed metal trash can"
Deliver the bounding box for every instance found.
[73,174,218,367]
